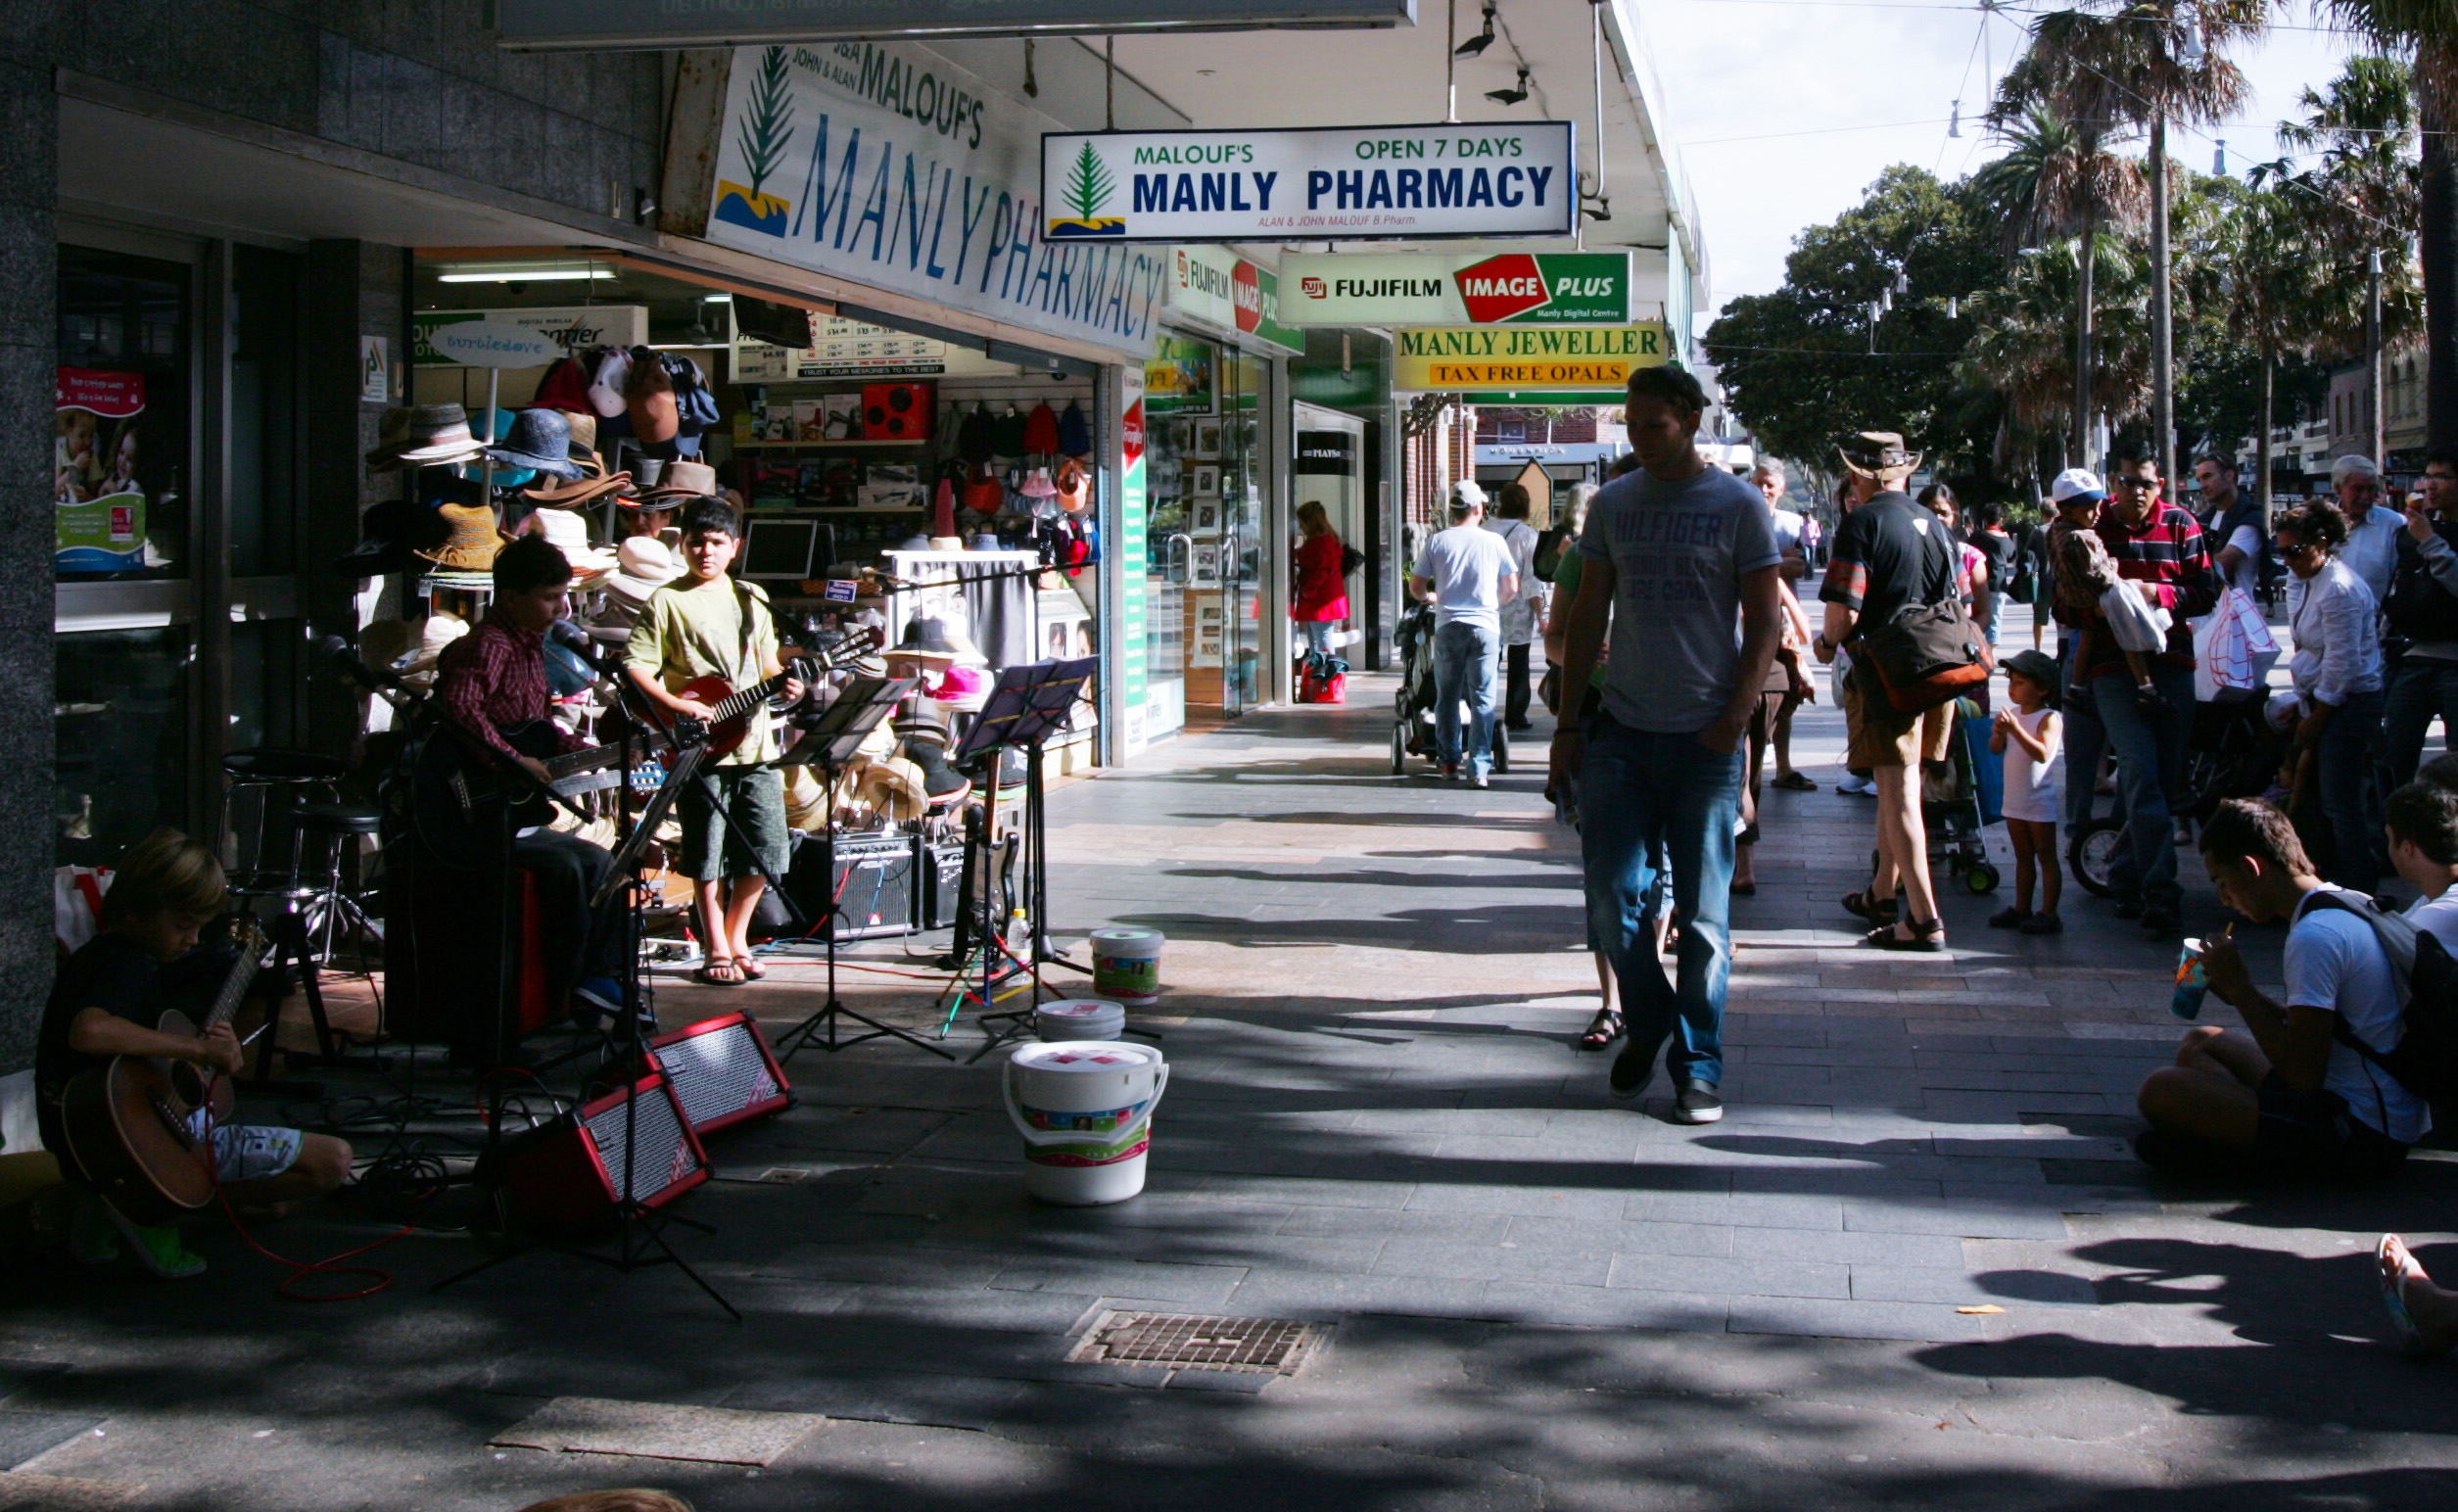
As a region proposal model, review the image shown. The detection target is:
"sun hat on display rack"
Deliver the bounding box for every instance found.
[366,404,485,472]
[414,501,504,572]
[485,408,587,482]
[530,507,617,583]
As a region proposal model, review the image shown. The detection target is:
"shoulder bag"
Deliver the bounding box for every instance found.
[1848,508,1993,713]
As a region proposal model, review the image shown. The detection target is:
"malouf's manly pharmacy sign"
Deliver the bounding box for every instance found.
[496,2,1416,50]
[1041,122,1576,243]
[705,42,1167,357]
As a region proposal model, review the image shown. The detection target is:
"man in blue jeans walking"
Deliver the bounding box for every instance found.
[1550,367,1782,1124]
[1409,482,1520,788]
[2056,451,2217,936]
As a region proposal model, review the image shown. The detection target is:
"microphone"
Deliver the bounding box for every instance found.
[548,619,627,676]
[317,633,419,708]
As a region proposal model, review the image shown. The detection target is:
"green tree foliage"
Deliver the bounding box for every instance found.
[736,46,796,202]
[1065,143,1116,221]
[1703,167,1998,478]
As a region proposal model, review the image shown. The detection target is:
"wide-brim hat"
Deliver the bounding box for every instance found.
[1838,431,1921,483]
[369,403,485,470]
[637,458,719,502]
[856,757,928,825]
[525,469,632,506]
[395,611,470,679]
[483,407,586,480]
[413,500,504,571]
[605,535,682,604]
[891,617,962,661]
[532,509,618,576]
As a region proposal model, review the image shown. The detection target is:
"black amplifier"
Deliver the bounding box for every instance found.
[920,840,968,931]
[783,830,919,940]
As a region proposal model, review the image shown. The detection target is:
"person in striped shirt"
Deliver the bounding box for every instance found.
[2055,450,2219,937]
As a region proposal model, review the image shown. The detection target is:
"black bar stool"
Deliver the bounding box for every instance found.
[217,748,352,1076]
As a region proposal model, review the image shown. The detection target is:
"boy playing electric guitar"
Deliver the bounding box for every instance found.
[38,828,353,1278]
[623,496,804,986]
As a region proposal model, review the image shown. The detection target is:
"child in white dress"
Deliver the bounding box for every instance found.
[1990,649,2065,934]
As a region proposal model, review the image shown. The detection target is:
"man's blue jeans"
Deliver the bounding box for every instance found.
[1432,619,1500,778]
[1579,711,1743,1087]
[2059,659,2196,911]
[2384,657,2458,787]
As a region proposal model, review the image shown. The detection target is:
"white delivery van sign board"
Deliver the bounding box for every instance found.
[705,42,1168,358]
[1041,122,1576,243]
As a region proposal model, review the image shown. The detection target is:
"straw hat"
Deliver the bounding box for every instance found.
[413,501,503,571]
[394,611,470,686]
[367,404,484,471]
[638,458,720,503]
[605,535,682,605]
[1838,431,1921,485]
[532,508,617,576]
[854,756,927,825]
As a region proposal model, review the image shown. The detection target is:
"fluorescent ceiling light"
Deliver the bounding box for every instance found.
[703,294,733,304]
[436,265,614,283]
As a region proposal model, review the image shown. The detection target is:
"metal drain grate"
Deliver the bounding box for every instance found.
[1068,1311,1324,1375]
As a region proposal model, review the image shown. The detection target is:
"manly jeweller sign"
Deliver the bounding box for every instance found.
[706,42,1167,358]
[1043,122,1576,243]
[1279,251,1631,326]
[1393,324,1671,393]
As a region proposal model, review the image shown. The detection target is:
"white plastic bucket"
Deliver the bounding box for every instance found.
[1036,998,1126,1042]
[1089,927,1165,1006]
[1002,1040,1169,1205]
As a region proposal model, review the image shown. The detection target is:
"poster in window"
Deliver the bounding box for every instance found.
[55,368,149,573]
[1144,334,1215,416]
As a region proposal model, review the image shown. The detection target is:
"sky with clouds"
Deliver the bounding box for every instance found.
[1637,0,2372,321]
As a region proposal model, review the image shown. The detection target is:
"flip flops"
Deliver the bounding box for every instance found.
[2378,1234,2454,1357]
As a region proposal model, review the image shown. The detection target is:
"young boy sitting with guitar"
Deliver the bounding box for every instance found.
[39,828,354,1278]
[623,496,803,986]
[433,533,636,1042]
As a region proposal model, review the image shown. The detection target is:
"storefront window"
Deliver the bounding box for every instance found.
[55,630,190,866]
[56,247,190,582]
[229,244,300,578]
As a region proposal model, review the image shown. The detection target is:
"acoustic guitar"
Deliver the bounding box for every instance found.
[60,918,268,1225]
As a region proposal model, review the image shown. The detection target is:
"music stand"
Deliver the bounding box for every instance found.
[951,658,1096,1062]
[768,678,951,1063]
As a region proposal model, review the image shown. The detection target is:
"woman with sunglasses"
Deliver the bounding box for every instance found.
[2276,500,2387,891]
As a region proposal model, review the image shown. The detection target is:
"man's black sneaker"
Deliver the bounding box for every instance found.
[1672,1080,1724,1125]
[2110,897,2145,921]
[1610,1038,1660,1102]
[2140,908,2180,937]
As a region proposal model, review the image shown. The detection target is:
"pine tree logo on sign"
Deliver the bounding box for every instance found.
[1050,142,1125,238]
[715,46,797,236]
[1453,254,1553,323]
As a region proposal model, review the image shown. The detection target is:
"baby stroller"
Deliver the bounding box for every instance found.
[1391,599,1510,776]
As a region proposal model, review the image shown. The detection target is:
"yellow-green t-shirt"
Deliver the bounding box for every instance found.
[623,573,781,765]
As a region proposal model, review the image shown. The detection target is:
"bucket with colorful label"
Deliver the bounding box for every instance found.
[1089,927,1165,1006]
[1002,1040,1169,1205]
[1035,998,1127,1043]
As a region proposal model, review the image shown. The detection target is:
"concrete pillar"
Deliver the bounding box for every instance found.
[0,34,57,1069]
[301,240,404,759]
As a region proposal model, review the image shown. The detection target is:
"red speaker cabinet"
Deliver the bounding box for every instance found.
[647,1012,794,1137]
[863,381,933,441]
[496,1073,709,1232]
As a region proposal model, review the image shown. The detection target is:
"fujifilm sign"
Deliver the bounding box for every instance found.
[1278,251,1631,326]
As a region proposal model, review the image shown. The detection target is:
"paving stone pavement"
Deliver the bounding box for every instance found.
[5,622,2458,1510]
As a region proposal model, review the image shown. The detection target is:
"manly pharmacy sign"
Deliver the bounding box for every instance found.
[1041,121,1576,243]
[1279,251,1631,326]
[704,42,1167,358]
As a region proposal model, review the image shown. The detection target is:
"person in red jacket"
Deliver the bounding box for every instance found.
[1293,500,1351,660]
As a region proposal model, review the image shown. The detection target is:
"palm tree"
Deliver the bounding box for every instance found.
[1971,104,2148,465]
[2324,2,2458,446]
[1960,233,2155,454]
[1991,3,2262,483]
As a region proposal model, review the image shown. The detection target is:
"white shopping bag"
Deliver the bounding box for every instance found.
[2194,587,2280,701]
[2101,581,2174,655]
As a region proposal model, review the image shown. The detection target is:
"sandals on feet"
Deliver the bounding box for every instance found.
[1842,889,1899,923]
[2379,1234,2455,1357]
[695,957,745,986]
[1772,771,1818,791]
[1866,916,1946,952]
[1579,1010,1624,1052]
[736,955,767,981]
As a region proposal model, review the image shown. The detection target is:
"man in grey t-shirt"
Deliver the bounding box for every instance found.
[1409,482,1521,786]
[1550,366,1781,1124]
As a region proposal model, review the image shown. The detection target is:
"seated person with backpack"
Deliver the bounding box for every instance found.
[2135,798,2428,1179]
